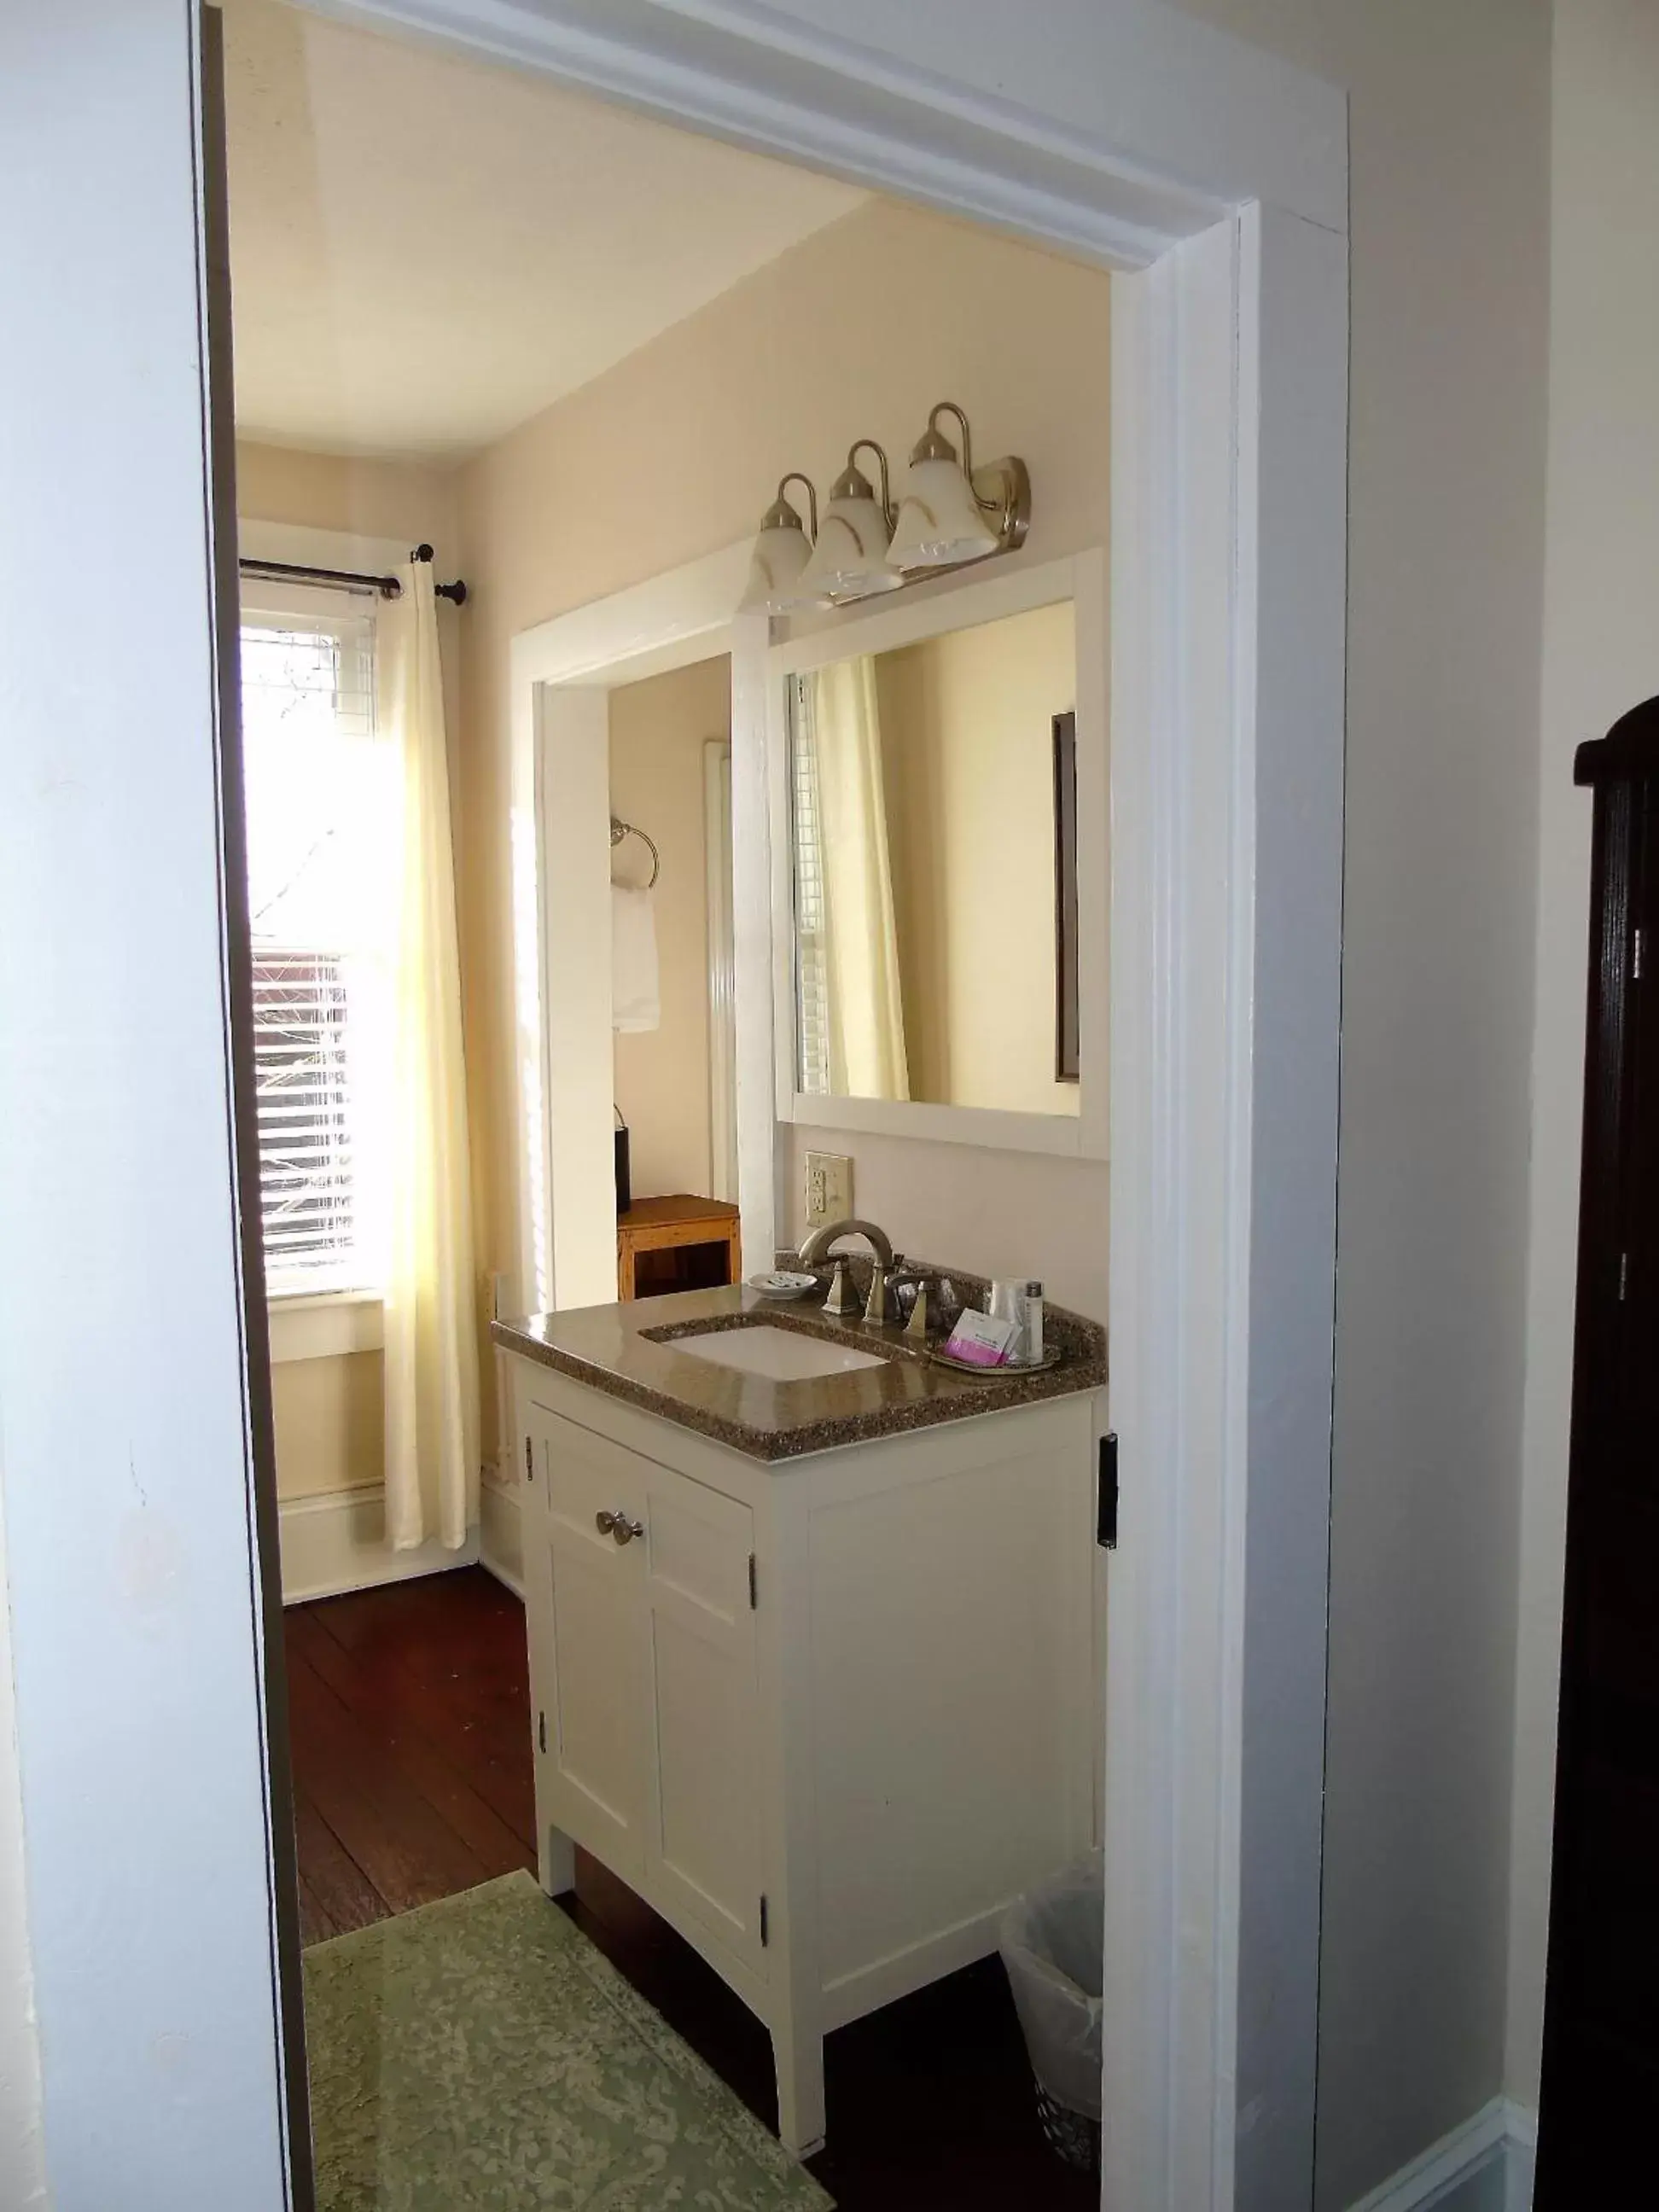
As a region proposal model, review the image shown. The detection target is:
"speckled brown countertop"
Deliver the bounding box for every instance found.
[491,1278,1107,1464]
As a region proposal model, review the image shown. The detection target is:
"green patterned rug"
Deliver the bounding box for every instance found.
[303,1871,832,2211]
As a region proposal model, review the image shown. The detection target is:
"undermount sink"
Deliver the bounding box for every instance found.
[667,1324,890,1382]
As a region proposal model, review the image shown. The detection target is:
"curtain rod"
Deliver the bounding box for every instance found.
[237,542,468,606]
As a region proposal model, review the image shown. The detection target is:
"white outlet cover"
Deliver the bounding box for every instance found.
[804,1150,853,1225]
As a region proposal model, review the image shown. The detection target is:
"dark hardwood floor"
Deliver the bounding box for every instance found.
[285,1566,1095,2211]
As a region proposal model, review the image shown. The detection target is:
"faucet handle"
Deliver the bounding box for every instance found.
[823,1256,859,1318]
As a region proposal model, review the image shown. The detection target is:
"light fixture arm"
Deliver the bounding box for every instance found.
[919,400,975,485]
[767,470,818,538]
[845,439,895,530]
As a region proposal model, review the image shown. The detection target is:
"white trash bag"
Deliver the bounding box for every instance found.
[998,1852,1104,2128]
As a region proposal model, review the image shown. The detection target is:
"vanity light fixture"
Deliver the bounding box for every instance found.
[886,400,1031,575]
[795,440,905,602]
[739,472,821,614]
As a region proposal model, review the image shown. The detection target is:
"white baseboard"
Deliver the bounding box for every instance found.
[1503,2106,1536,2212]
[1346,2099,1536,2212]
[277,1484,478,1604]
[479,1465,524,1598]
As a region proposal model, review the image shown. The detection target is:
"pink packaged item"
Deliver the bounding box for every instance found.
[943,1309,1020,1367]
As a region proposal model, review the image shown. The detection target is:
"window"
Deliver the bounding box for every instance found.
[239,597,396,1296]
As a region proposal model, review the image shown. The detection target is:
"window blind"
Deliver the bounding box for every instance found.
[248,949,357,1280]
[789,675,833,1097]
[239,602,391,1296]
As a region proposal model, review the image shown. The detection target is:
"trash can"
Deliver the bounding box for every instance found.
[998,1852,1104,2174]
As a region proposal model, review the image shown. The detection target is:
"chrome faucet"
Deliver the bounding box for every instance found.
[797,1218,899,1325]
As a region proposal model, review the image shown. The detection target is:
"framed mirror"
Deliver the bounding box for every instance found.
[769,552,1107,1158]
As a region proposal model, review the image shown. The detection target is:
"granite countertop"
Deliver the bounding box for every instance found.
[491,1276,1108,1464]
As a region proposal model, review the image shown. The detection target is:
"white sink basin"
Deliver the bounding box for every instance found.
[668,1324,889,1382]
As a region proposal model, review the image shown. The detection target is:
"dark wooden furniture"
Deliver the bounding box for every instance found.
[1536,697,1659,2198]
[616,1192,742,1301]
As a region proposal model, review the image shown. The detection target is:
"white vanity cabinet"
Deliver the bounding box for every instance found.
[509,1353,1101,2159]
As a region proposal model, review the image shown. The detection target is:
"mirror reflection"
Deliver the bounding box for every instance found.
[789,598,1080,1115]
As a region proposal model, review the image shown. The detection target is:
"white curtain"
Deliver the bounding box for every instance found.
[811,656,910,1101]
[378,561,479,1552]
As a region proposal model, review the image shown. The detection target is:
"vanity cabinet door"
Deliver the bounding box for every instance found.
[638,1461,766,1974]
[538,1417,651,1880]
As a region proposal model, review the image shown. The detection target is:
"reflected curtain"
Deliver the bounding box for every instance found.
[811,655,909,1101]
[378,561,479,1551]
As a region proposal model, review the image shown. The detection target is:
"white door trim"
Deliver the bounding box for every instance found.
[704,740,739,1203]
[466,11,1349,2199]
[326,0,1343,249]
[0,6,300,2203]
[474,9,1350,2188]
[506,539,756,1313]
[3,3,1347,2208]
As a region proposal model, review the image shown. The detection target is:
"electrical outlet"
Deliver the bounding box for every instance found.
[804,1150,853,1228]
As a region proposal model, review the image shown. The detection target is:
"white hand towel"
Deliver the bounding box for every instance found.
[611,884,660,1033]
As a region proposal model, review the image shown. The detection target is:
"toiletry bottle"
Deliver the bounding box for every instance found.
[1023,1282,1045,1363]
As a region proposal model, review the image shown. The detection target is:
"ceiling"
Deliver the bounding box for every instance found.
[221,0,866,460]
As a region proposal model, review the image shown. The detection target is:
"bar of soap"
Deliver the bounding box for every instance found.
[944,1309,1019,1366]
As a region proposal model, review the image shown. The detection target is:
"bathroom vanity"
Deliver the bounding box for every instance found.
[493,1276,1107,2157]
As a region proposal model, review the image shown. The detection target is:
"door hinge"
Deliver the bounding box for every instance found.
[1635,927,1646,981]
[524,1434,534,1483]
[760,1895,769,1948]
[1097,1433,1119,1550]
[538,1711,547,1755]
[748,1551,758,1610]
[1619,1251,1629,1303]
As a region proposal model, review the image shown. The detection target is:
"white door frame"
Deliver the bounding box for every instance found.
[508,540,754,1313]
[2,4,1346,2209]
[703,738,739,1205]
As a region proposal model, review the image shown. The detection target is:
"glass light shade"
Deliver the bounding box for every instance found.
[740,519,817,614]
[797,492,904,601]
[886,456,1001,573]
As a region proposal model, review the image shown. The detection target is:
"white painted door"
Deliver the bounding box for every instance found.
[538,1416,650,1877]
[637,1459,766,1970]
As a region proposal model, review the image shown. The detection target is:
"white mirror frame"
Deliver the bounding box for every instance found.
[759,551,1108,1157]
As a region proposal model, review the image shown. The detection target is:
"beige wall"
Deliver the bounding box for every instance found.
[456,198,1113,1386]
[269,1349,385,1503]
[1175,0,1553,2201]
[608,655,731,1201]
[236,438,457,1502]
[1508,0,1659,2115]
[876,601,1080,1116]
[236,438,458,546]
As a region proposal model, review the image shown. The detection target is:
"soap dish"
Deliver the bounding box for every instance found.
[747,1270,820,1301]
[928,1345,1063,1379]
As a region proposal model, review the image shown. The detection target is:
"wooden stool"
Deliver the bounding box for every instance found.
[616,1194,742,1301]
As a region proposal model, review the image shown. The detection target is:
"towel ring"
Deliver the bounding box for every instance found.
[609,815,661,889]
